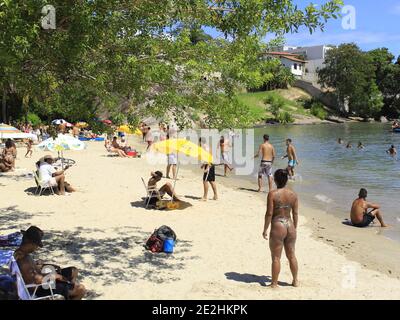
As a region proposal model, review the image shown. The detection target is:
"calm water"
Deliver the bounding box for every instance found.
[232,123,400,242]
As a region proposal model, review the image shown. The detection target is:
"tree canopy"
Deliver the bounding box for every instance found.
[1,0,343,129]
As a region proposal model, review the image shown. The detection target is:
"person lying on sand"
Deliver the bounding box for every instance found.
[38,155,76,195]
[263,169,299,288]
[148,171,179,201]
[14,226,86,300]
[350,188,388,228]
[105,139,128,157]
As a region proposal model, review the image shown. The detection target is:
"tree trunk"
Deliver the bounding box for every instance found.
[2,88,6,123]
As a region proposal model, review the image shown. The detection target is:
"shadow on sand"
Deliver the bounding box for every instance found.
[237,187,260,193]
[40,227,199,298]
[0,206,53,232]
[225,272,291,287]
[130,198,193,210]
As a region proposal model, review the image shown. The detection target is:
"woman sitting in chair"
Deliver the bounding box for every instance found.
[104,139,128,157]
[148,171,180,201]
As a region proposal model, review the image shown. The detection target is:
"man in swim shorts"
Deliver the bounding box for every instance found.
[282,139,299,179]
[254,134,275,192]
[350,188,388,228]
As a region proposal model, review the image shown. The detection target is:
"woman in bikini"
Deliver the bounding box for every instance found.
[263,169,299,288]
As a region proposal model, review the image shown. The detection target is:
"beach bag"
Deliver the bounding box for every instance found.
[145,226,177,253]
[145,232,164,253]
[156,225,177,242]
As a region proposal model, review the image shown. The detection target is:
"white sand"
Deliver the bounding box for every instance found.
[1,136,400,299]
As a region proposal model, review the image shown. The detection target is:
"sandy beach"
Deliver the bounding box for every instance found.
[1,135,400,300]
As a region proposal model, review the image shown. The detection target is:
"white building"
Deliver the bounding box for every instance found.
[264,52,306,78]
[279,45,335,84]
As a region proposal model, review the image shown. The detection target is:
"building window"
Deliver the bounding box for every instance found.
[294,63,298,70]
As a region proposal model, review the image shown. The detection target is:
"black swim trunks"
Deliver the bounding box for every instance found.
[353,212,375,228]
[203,165,215,182]
[35,281,74,300]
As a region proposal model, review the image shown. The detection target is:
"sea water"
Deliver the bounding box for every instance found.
[233,123,400,242]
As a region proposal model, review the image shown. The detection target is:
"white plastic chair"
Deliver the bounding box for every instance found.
[33,170,55,196]
[141,177,163,208]
[6,254,64,300]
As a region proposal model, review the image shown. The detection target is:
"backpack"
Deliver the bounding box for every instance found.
[145,226,177,253]
[156,225,177,242]
[145,233,164,253]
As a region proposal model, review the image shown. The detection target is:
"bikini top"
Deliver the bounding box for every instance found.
[274,190,292,210]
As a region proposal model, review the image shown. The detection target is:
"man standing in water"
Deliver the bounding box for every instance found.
[350,188,388,228]
[254,134,275,192]
[282,139,299,179]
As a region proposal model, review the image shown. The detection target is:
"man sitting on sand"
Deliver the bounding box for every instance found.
[350,188,388,228]
[14,226,86,300]
[38,155,76,195]
[148,171,179,201]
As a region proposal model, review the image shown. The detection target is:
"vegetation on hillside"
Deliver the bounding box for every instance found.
[0,0,343,130]
[318,44,400,119]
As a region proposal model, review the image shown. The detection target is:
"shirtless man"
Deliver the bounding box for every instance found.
[218,136,233,177]
[350,188,388,228]
[254,134,275,192]
[282,139,299,179]
[14,226,86,300]
[148,171,179,201]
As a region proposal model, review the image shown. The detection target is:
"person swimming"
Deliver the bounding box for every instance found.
[357,142,364,149]
[338,138,344,144]
[346,142,352,149]
[387,145,397,156]
[262,169,299,288]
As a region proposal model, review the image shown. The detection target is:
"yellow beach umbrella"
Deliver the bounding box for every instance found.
[152,138,213,163]
[134,128,142,136]
[118,125,133,134]
[152,138,213,202]
[75,122,88,128]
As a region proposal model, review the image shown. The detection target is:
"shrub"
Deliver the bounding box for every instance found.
[278,111,294,124]
[27,112,42,126]
[310,102,328,120]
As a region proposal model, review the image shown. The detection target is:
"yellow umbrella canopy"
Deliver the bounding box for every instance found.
[118,125,133,134]
[75,122,88,128]
[152,139,213,163]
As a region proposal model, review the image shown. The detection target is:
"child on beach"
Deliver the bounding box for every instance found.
[25,139,33,158]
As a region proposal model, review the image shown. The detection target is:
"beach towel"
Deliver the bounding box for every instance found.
[0,232,22,247]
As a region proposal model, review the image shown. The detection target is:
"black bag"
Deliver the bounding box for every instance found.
[156,225,177,242]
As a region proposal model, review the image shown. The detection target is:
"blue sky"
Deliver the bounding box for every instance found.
[207,0,400,57]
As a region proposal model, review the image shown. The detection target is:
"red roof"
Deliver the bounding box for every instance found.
[265,52,306,63]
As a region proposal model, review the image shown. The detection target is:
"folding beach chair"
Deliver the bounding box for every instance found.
[141,177,164,209]
[8,255,64,300]
[33,170,55,196]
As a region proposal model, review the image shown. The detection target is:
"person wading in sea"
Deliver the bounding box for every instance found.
[254,134,275,193]
[282,139,299,179]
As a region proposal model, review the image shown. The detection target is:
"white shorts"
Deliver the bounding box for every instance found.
[42,178,57,187]
[167,154,177,165]
[221,152,230,164]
